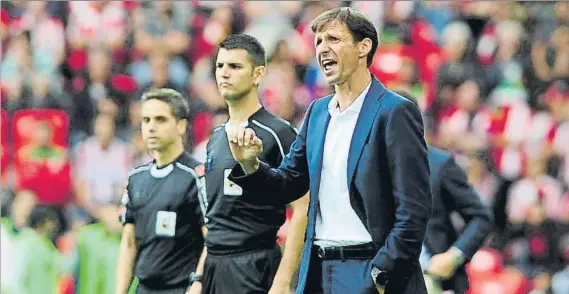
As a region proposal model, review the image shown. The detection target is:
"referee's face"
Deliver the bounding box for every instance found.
[215,48,263,102]
[141,99,184,152]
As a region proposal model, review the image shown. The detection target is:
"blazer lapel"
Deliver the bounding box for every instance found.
[309,102,331,205]
[347,77,386,188]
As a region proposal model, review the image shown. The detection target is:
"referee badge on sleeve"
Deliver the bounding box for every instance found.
[224,169,243,196]
[119,190,129,224]
[155,211,177,237]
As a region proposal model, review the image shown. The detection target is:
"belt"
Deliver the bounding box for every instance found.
[138,278,189,290]
[315,243,376,260]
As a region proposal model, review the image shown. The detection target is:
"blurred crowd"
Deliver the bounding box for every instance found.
[1,1,569,293]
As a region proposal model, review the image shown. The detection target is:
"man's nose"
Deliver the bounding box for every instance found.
[219,66,230,78]
[317,44,331,58]
[147,121,157,132]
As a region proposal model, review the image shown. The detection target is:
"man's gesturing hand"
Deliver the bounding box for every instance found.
[226,123,263,174]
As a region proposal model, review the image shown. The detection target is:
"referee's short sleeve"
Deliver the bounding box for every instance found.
[193,173,208,226]
[180,163,208,226]
[278,123,299,160]
[119,180,136,225]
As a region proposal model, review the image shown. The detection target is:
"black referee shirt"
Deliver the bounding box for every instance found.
[204,107,298,254]
[120,152,207,287]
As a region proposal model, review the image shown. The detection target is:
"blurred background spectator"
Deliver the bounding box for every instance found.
[1,1,569,293]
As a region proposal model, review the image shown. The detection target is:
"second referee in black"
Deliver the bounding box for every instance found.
[187,34,309,294]
[116,89,208,294]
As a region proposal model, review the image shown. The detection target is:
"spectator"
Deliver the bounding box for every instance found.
[129,0,192,89]
[11,205,76,294]
[259,40,300,122]
[66,1,126,51]
[390,54,429,111]
[505,199,565,289]
[75,203,123,294]
[507,158,565,224]
[530,3,569,91]
[9,1,66,67]
[0,189,37,235]
[1,33,32,108]
[485,20,529,106]
[466,150,501,208]
[6,73,72,114]
[17,120,68,168]
[74,113,134,219]
[436,21,486,103]
[436,80,491,155]
[135,48,181,95]
[70,47,133,141]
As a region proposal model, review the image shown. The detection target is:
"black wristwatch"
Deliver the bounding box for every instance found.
[190,272,203,283]
[371,267,389,287]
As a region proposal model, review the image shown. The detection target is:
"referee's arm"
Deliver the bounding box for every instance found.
[271,122,309,291]
[187,172,208,294]
[116,183,137,294]
[116,224,137,294]
[186,226,207,294]
[271,193,309,291]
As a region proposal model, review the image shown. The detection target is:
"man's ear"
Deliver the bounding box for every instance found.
[252,66,266,86]
[358,38,372,59]
[177,119,188,136]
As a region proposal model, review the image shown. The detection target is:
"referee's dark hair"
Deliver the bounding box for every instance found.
[141,88,190,121]
[218,34,266,68]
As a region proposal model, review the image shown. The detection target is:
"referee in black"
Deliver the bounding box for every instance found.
[187,34,309,294]
[116,88,208,294]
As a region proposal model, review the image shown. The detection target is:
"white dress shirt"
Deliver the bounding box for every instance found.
[314,82,374,247]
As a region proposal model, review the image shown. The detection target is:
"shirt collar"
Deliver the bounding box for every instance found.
[328,81,372,116]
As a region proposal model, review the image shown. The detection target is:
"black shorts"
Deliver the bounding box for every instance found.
[135,280,189,294]
[202,245,282,294]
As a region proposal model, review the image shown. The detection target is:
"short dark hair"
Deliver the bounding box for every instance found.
[141,88,189,121]
[217,34,266,67]
[28,205,59,230]
[311,7,379,68]
[394,91,419,107]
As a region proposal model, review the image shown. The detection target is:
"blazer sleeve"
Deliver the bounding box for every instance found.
[228,102,313,205]
[441,157,494,260]
[373,101,433,275]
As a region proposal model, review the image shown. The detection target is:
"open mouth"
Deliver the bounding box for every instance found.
[321,59,337,73]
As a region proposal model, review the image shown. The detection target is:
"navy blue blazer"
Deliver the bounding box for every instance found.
[425,146,493,293]
[230,76,433,294]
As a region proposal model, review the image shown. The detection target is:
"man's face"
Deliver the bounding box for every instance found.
[93,115,115,146]
[35,122,53,147]
[215,48,264,102]
[141,99,186,152]
[314,21,363,85]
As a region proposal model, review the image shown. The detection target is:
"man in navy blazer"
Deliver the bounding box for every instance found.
[225,7,432,294]
[396,92,494,293]
[421,146,493,293]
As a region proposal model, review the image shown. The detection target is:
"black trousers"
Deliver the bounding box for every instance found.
[135,281,189,294]
[202,245,282,294]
